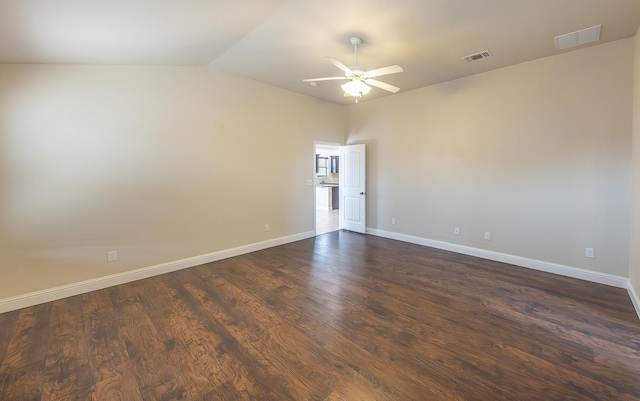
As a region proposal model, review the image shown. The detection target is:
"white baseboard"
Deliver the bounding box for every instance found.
[0,231,315,314]
[366,228,628,289]
[3,228,633,317]
[628,280,640,319]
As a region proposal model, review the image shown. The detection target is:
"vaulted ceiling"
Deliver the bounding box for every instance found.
[1,0,639,105]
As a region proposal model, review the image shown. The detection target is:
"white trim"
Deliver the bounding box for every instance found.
[0,231,315,314]
[628,280,640,319]
[367,228,628,288]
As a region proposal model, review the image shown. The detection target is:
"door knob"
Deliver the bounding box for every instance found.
[360,192,365,195]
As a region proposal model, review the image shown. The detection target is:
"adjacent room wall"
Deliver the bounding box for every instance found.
[630,30,640,306]
[0,65,345,299]
[346,38,633,277]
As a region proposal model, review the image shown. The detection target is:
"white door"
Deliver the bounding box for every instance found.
[339,144,366,233]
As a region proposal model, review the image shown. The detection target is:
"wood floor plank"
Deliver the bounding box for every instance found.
[91,372,142,401]
[174,271,330,400]
[82,290,143,401]
[0,310,19,366]
[130,276,235,400]
[0,363,45,401]
[108,283,190,401]
[140,274,274,400]
[0,303,52,374]
[197,381,249,401]
[41,296,91,401]
[1,231,640,400]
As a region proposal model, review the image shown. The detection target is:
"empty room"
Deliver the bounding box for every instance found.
[1,1,640,400]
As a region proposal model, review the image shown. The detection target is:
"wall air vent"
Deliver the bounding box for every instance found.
[462,50,493,63]
[554,25,601,51]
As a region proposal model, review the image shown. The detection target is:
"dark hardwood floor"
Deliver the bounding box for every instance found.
[1,231,640,400]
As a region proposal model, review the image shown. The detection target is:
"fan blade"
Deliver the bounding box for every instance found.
[326,57,354,75]
[303,77,348,82]
[365,79,400,93]
[364,65,404,78]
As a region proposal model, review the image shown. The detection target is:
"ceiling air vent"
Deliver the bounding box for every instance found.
[462,50,493,63]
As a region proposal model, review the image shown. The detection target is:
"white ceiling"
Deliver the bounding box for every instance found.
[1,0,640,105]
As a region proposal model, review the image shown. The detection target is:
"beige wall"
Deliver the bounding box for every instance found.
[630,30,640,293]
[346,39,633,277]
[0,38,635,301]
[0,65,345,298]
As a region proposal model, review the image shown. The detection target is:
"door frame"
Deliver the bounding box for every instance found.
[313,141,342,235]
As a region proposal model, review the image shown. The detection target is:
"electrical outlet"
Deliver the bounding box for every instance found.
[391,218,396,225]
[454,227,460,236]
[586,248,594,258]
[484,232,491,241]
[107,251,118,262]
[264,224,270,232]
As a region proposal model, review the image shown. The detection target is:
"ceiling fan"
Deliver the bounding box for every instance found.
[303,37,404,102]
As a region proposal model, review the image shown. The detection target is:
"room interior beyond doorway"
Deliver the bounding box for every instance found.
[315,143,340,235]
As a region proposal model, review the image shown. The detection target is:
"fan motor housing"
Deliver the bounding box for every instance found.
[349,67,364,76]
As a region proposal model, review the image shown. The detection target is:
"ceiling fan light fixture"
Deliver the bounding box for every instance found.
[303,36,403,102]
[342,80,371,97]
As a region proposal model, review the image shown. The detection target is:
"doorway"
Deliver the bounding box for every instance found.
[314,142,340,235]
